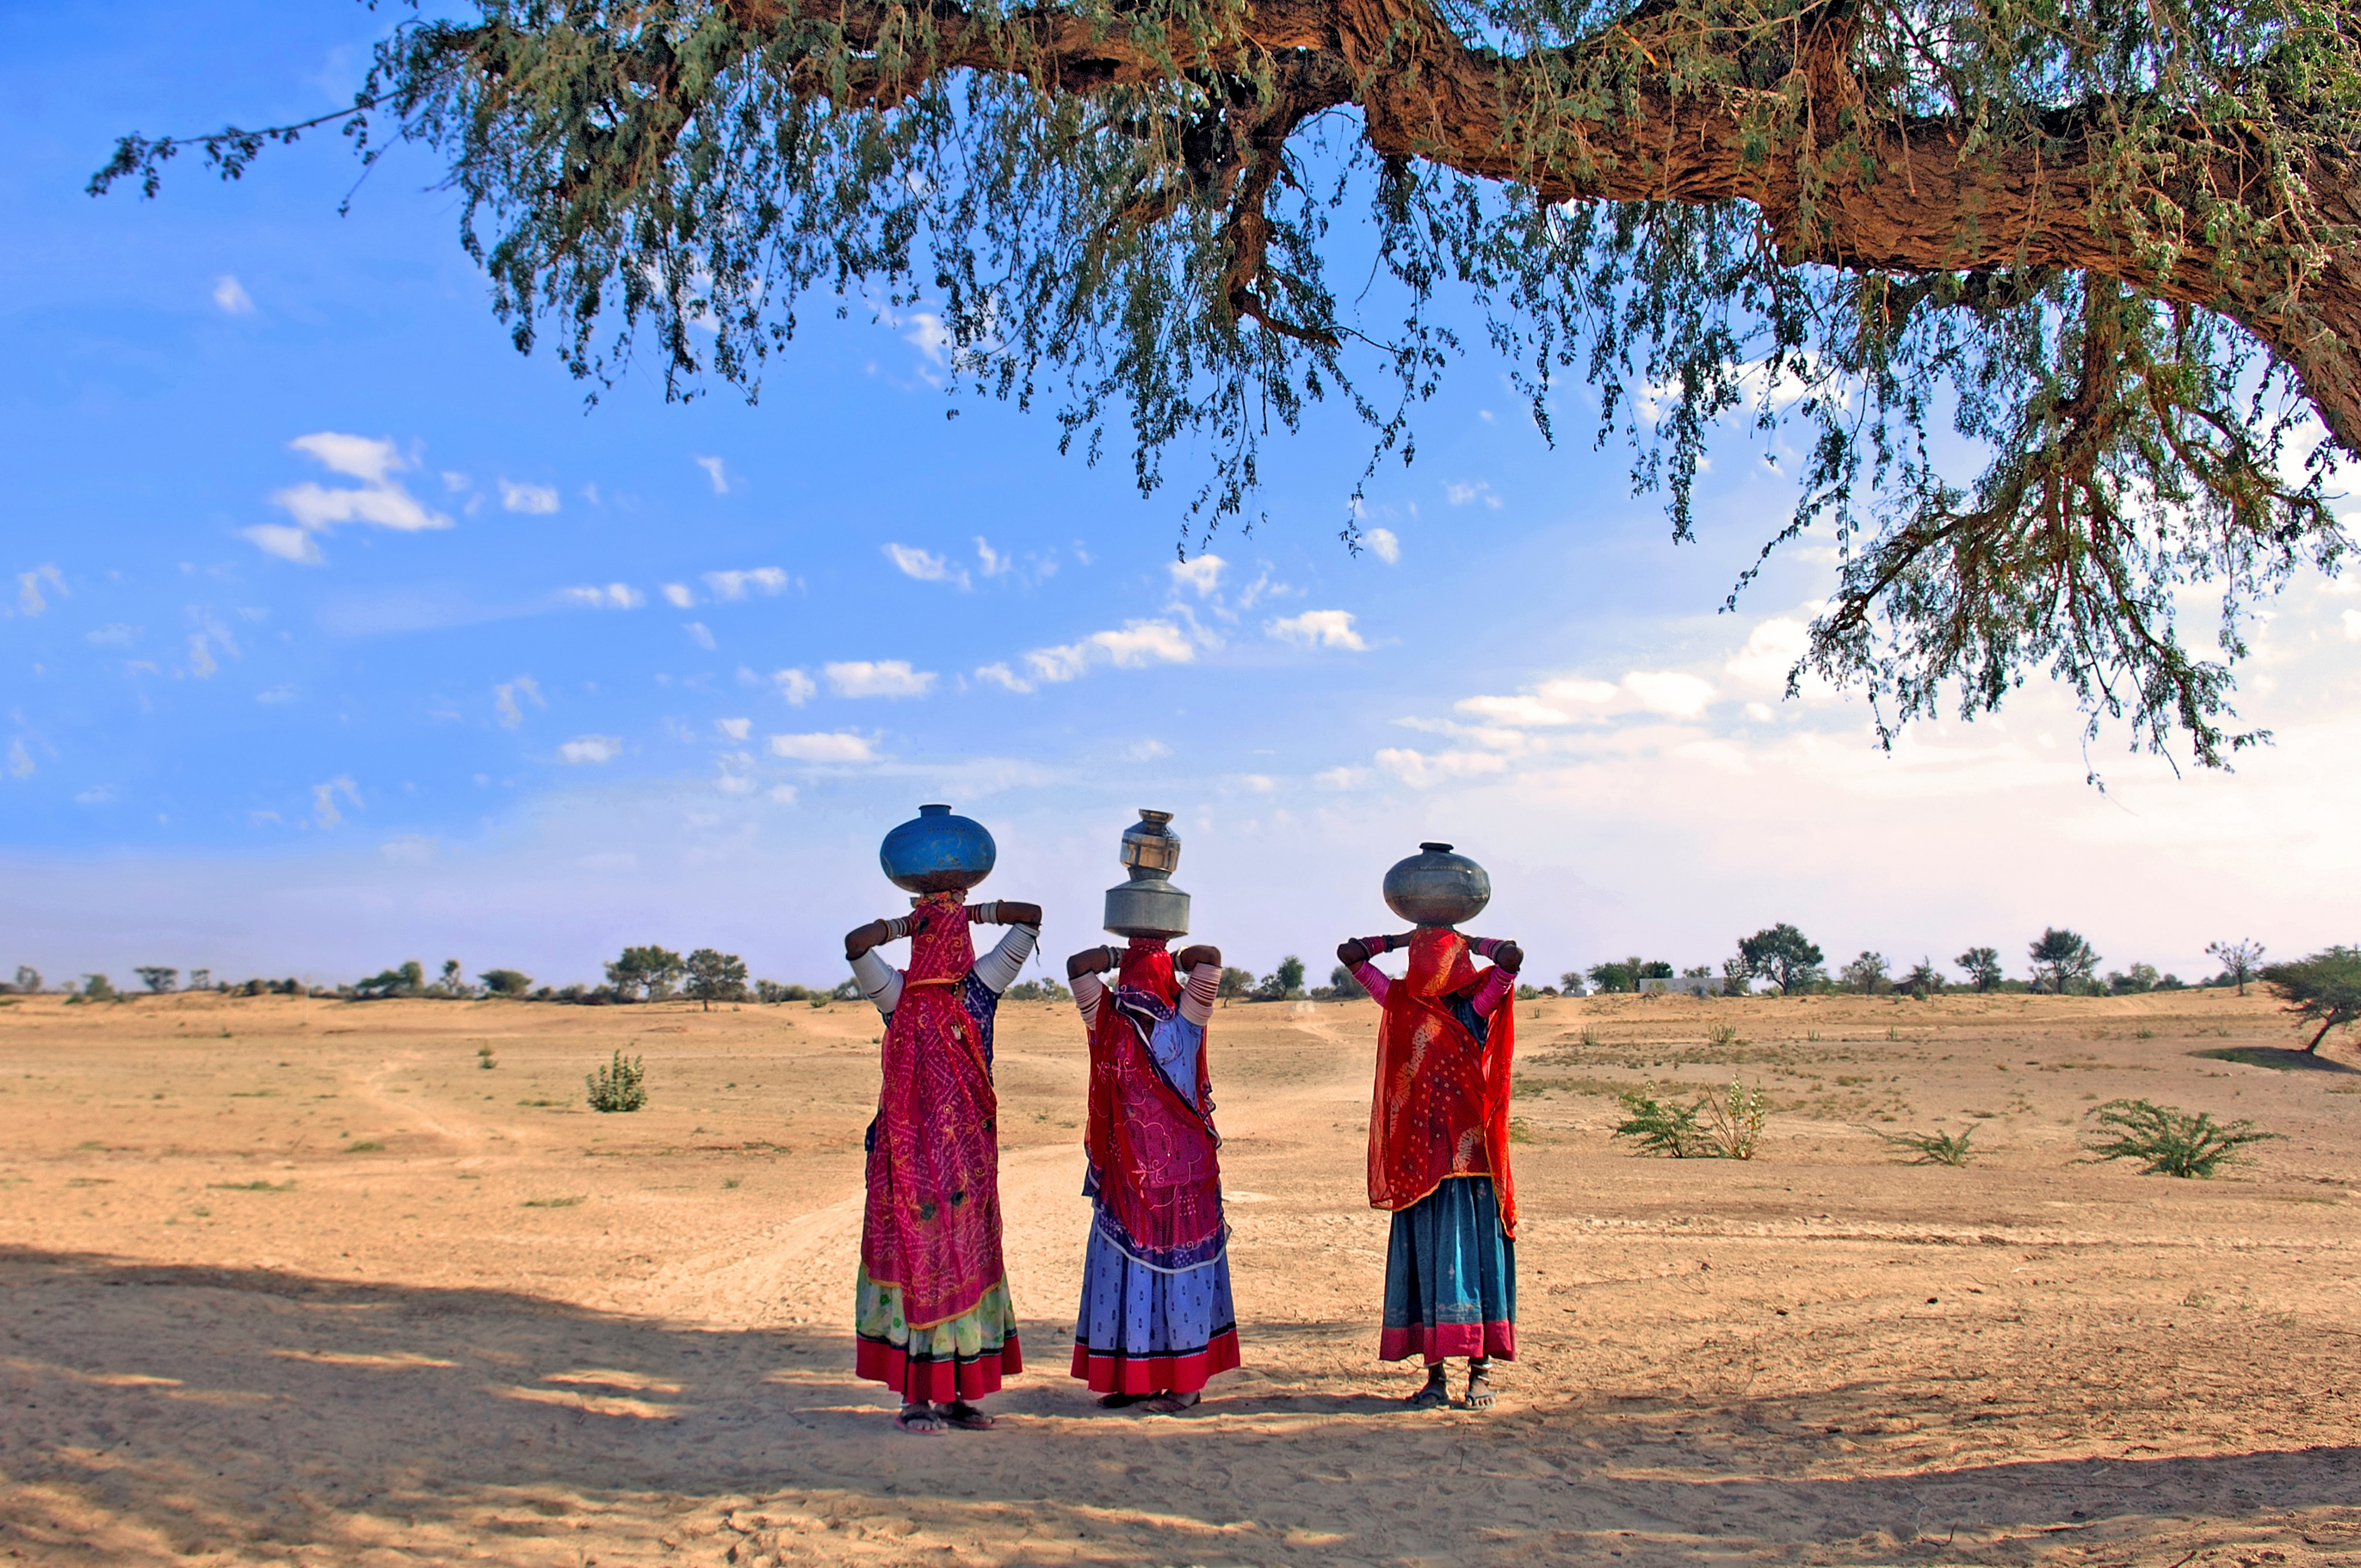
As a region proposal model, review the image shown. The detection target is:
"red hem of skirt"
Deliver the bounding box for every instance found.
[856,1335,1023,1404]
[1378,1321,1515,1363]
[1068,1327,1242,1394]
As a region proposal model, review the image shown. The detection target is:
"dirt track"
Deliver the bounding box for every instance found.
[3,986,2358,1566]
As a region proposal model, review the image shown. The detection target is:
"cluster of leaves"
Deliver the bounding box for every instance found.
[1876,1126,1977,1166]
[586,1049,650,1114]
[1613,1077,1767,1157]
[2080,1098,2279,1176]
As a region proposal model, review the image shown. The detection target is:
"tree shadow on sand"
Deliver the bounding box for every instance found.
[3,1247,2357,1567]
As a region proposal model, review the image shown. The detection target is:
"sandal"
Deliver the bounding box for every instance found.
[1402,1380,1450,1411]
[1140,1391,1200,1415]
[940,1400,995,1430]
[1097,1391,1153,1410]
[894,1404,948,1435]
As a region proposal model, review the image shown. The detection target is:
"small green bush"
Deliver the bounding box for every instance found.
[2080,1099,2279,1177]
[586,1050,648,1113]
[1614,1085,1705,1157]
[1876,1127,1977,1166]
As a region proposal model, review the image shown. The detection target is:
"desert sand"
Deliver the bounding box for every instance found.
[3,983,2358,1566]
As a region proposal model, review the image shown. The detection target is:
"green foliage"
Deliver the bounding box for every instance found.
[2108,962,2160,995]
[1900,959,1944,997]
[586,1050,649,1113]
[1956,948,2004,992]
[1706,1022,1740,1049]
[2080,1098,2280,1176]
[79,973,117,1003]
[1876,1126,1977,1166]
[478,967,534,997]
[1614,1077,1767,1158]
[683,947,750,1009]
[355,960,426,999]
[12,966,40,995]
[1556,970,1588,997]
[1328,963,1369,1000]
[1841,951,1889,995]
[1586,960,1635,995]
[94,0,2361,770]
[1613,1086,1708,1158]
[1253,955,1307,1000]
[606,945,685,1002]
[133,966,178,995]
[1216,966,1255,1000]
[2028,929,2101,994]
[1004,977,1074,1002]
[755,979,815,1002]
[2259,946,2361,1052]
[2209,938,2266,996]
[1740,925,1824,995]
[476,1041,498,1071]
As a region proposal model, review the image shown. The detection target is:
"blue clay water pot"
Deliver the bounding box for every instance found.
[880,804,997,894]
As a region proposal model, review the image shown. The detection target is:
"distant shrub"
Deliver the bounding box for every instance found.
[1004,978,1072,1003]
[1217,966,1255,1000]
[587,1050,648,1113]
[2080,1099,2280,1177]
[354,960,425,999]
[479,967,533,997]
[755,979,815,1003]
[1706,1022,1740,1049]
[684,948,750,1010]
[133,966,178,994]
[80,973,117,1003]
[1876,1127,1977,1166]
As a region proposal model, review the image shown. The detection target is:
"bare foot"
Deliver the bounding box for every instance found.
[894,1403,947,1434]
[1464,1373,1496,1411]
[1140,1391,1200,1415]
[940,1400,995,1430]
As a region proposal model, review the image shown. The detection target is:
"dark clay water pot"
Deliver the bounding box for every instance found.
[879,804,997,894]
[1381,842,1491,928]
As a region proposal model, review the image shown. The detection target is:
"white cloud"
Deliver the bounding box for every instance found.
[885,543,968,588]
[380,835,438,864]
[16,566,65,615]
[1725,616,1812,688]
[1445,481,1502,509]
[1363,528,1400,564]
[212,275,256,315]
[562,583,645,609]
[661,583,695,608]
[499,480,560,515]
[769,732,878,762]
[263,433,451,555]
[494,675,544,730]
[256,685,297,704]
[1122,738,1171,761]
[558,735,623,765]
[1267,609,1371,651]
[976,538,1011,577]
[685,622,717,651]
[85,624,139,647]
[1315,765,1372,789]
[905,312,953,362]
[702,567,788,599]
[753,667,817,705]
[768,783,799,804]
[239,524,323,565]
[1011,619,1203,686]
[1170,555,1226,597]
[187,634,218,679]
[825,659,936,699]
[312,775,361,827]
[694,454,732,493]
[2344,608,2361,641]
[75,785,114,805]
[1454,670,1713,725]
[975,662,1031,693]
[6,738,33,780]
[1375,747,1511,787]
[715,717,752,742]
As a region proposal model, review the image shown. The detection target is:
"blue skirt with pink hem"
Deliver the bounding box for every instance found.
[1379,1175,1517,1363]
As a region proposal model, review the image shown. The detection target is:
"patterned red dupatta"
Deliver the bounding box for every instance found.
[861,890,1009,1327]
[1366,927,1517,1238]
[1083,939,1224,1262]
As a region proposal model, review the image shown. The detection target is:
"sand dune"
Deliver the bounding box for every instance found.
[3,986,2358,1565]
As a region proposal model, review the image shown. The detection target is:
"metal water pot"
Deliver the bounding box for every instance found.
[1103,808,1191,938]
[1381,842,1491,927]
[879,803,997,894]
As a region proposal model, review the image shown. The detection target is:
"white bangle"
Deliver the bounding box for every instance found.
[971,900,998,923]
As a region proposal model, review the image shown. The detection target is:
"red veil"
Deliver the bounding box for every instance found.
[861,889,1011,1328]
[1083,939,1223,1261]
[1366,927,1517,1238]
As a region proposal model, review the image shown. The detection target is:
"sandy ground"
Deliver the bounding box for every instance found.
[3,983,2358,1567]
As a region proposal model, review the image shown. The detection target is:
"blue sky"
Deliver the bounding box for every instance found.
[5,2,2358,993]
